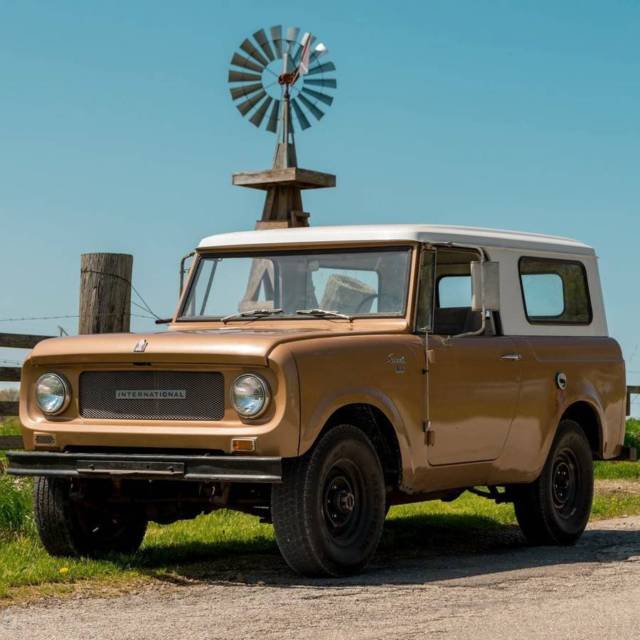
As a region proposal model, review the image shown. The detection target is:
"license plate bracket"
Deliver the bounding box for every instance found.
[77,459,186,477]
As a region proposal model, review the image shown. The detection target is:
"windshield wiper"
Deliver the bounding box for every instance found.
[222,308,284,323]
[296,308,352,321]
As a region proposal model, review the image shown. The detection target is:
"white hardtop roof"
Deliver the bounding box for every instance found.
[198,224,594,256]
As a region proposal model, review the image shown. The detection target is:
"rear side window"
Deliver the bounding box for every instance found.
[519,257,591,325]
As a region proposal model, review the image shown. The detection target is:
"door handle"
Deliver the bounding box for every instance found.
[501,353,522,361]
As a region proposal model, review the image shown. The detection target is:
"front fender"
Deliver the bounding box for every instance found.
[299,387,410,459]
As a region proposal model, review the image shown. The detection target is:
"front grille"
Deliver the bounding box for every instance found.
[79,371,225,421]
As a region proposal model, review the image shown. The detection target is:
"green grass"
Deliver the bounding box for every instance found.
[594,460,640,479]
[0,417,21,437]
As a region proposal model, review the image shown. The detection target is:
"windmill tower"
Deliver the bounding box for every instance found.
[228,26,337,230]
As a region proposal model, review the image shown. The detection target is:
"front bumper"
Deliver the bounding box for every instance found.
[6,451,282,483]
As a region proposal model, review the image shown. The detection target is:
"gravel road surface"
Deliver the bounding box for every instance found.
[2,515,640,640]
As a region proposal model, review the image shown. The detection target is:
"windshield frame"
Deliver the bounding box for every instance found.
[176,245,415,323]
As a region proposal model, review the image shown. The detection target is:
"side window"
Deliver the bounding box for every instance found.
[519,257,591,324]
[438,275,472,308]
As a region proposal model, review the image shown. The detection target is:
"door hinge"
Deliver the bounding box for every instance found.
[423,422,435,446]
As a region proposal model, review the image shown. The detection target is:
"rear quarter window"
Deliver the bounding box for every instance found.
[518,257,592,325]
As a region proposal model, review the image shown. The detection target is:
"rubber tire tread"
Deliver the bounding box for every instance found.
[34,477,148,557]
[271,424,386,577]
[513,420,593,546]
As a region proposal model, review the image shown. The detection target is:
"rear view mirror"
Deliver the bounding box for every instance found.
[471,261,500,312]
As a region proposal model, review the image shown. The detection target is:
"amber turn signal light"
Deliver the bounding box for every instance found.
[231,438,256,453]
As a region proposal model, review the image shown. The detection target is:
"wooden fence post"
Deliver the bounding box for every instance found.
[79,253,133,334]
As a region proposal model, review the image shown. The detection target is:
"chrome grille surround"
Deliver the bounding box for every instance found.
[79,371,225,421]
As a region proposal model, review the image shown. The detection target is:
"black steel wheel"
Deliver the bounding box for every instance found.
[272,424,386,577]
[34,477,148,557]
[513,419,593,545]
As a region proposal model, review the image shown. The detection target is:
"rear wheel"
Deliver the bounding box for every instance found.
[34,477,148,557]
[513,420,593,545]
[272,424,386,577]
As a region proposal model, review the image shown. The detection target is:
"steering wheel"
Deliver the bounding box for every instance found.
[354,293,379,315]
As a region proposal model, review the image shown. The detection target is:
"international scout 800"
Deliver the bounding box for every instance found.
[8,225,627,576]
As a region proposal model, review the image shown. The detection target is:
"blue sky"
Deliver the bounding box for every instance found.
[1,1,639,382]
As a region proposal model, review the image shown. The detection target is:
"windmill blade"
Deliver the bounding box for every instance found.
[303,77,337,88]
[228,70,262,83]
[312,42,329,59]
[266,99,281,133]
[285,27,300,58]
[236,89,267,116]
[292,32,316,66]
[300,32,315,48]
[285,26,300,43]
[249,95,273,128]
[297,93,325,120]
[239,39,269,68]
[301,87,334,106]
[230,82,264,101]
[270,25,283,57]
[291,98,312,130]
[306,61,336,76]
[231,53,264,74]
[253,28,275,62]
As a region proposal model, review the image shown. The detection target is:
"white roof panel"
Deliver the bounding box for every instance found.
[198,224,594,256]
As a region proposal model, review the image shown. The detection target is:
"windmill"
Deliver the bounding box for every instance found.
[228,26,337,229]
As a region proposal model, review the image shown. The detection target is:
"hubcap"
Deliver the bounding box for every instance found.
[552,449,580,518]
[322,461,364,544]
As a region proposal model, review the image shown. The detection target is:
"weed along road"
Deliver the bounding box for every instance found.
[2,514,640,640]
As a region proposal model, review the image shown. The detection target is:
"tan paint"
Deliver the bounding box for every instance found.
[18,241,627,497]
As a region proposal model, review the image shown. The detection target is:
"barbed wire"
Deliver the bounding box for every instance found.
[0,312,157,323]
[80,269,161,320]
[0,270,163,325]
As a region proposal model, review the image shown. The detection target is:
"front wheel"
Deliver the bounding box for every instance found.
[34,477,148,557]
[513,420,593,546]
[271,424,386,577]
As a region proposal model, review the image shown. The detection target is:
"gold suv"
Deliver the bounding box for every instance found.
[8,224,627,576]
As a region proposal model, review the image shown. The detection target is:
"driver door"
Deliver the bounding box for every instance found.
[425,250,521,465]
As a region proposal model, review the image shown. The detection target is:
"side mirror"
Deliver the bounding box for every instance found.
[471,261,500,312]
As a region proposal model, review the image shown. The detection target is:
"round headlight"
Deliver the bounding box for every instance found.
[35,373,70,415]
[231,374,270,418]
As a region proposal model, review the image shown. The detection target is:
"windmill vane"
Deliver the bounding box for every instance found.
[228,26,337,134]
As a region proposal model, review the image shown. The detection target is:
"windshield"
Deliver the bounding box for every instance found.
[179,247,412,321]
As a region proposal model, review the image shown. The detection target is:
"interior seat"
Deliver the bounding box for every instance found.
[433,307,482,335]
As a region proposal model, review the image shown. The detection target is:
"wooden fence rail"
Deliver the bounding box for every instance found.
[1,332,54,452]
[0,333,52,350]
[627,385,640,416]
[0,366,21,381]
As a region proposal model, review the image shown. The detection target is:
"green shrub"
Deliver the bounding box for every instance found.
[625,418,640,450]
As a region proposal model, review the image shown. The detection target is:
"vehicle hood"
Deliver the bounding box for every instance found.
[26,327,346,366]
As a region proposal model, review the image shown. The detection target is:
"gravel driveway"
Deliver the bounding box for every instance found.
[2,515,640,640]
